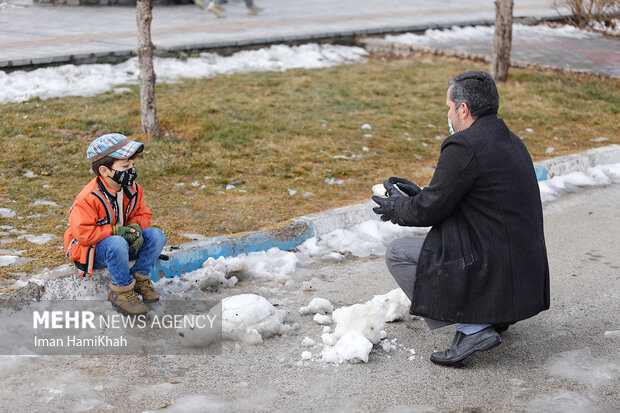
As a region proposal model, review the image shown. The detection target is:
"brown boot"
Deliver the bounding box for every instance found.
[108,280,148,315]
[133,273,160,303]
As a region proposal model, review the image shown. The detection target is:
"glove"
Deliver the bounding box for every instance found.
[387,177,422,197]
[127,223,142,237]
[372,195,404,225]
[129,234,144,258]
[112,225,140,244]
[127,223,143,258]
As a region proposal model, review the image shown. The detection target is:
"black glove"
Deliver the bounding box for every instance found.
[387,177,422,197]
[372,195,405,225]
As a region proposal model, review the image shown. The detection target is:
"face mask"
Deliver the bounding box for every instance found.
[448,106,459,135]
[447,106,464,135]
[110,167,137,187]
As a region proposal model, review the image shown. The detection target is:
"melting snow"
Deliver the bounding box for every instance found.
[538,163,620,203]
[0,44,368,105]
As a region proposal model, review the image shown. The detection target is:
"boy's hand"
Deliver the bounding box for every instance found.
[129,235,144,258]
[112,225,140,244]
[127,223,142,238]
[126,223,144,258]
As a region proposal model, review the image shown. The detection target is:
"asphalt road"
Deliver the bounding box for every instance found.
[1,183,618,412]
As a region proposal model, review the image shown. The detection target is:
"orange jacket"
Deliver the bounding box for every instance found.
[64,177,153,277]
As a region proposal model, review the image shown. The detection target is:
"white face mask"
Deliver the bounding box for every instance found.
[448,106,464,135]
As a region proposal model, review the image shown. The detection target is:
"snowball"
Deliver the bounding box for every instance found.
[372,183,386,197]
[301,351,312,360]
[361,124,372,130]
[299,298,333,315]
[221,294,290,345]
[313,313,332,325]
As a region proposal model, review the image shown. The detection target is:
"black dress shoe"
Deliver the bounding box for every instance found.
[430,326,501,366]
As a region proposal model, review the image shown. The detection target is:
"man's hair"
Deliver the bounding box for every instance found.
[91,153,138,177]
[447,71,499,118]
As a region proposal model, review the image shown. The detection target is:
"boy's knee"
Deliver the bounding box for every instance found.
[104,235,130,254]
[142,227,167,245]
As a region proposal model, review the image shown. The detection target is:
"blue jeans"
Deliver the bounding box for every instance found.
[94,227,167,287]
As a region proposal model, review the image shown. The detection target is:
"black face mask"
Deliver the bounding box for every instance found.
[110,167,137,187]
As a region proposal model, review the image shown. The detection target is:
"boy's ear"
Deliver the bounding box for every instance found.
[98,165,109,177]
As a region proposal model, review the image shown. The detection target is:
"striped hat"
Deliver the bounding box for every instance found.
[87,133,144,162]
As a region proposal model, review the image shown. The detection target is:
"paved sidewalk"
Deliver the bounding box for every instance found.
[0,0,563,68]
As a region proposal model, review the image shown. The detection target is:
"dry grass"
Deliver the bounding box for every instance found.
[1,54,618,280]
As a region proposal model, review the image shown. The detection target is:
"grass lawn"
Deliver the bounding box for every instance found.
[0,54,618,281]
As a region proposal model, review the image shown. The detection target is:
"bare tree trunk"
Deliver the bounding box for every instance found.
[136,0,160,137]
[490,0,514,82]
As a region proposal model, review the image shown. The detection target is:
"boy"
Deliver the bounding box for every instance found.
[64,133,167,315]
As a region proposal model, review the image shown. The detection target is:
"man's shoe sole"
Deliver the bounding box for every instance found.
[430,335,502,366]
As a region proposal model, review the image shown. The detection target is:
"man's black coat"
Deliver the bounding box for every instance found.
[394,114,550,324]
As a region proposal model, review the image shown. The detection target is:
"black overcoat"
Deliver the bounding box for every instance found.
[394,114,550,324]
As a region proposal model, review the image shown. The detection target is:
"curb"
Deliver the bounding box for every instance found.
[535,145,620,180]
[1,15,565,70]
[3,145,619,301]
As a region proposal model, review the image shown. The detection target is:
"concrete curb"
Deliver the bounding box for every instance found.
[535,145,620,179]
[3,145,619,301]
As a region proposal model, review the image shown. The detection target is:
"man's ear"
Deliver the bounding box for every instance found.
[460,102,471,118]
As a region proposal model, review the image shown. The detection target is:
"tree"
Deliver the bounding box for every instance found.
[490,0,514,82]
[136,0,160,137]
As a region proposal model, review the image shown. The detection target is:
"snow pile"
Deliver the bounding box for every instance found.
[179,294,289,346]
[385,23,602,46]
[0,44,368,105]
[157,220,427,297]
[313,288,412,364]
[221,294,290,345]
[298,220,428,259]
[538,163,620,203]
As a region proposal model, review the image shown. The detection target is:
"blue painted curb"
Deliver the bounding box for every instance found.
[150,219,315,281]
[534,163,548,181]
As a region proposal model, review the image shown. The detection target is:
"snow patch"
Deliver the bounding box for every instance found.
[0,208,16,218]
[545,348,619,386]
[539,163,620,203]
[0,44,368,105]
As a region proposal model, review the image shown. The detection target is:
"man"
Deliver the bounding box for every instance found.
[372,71,549,366]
